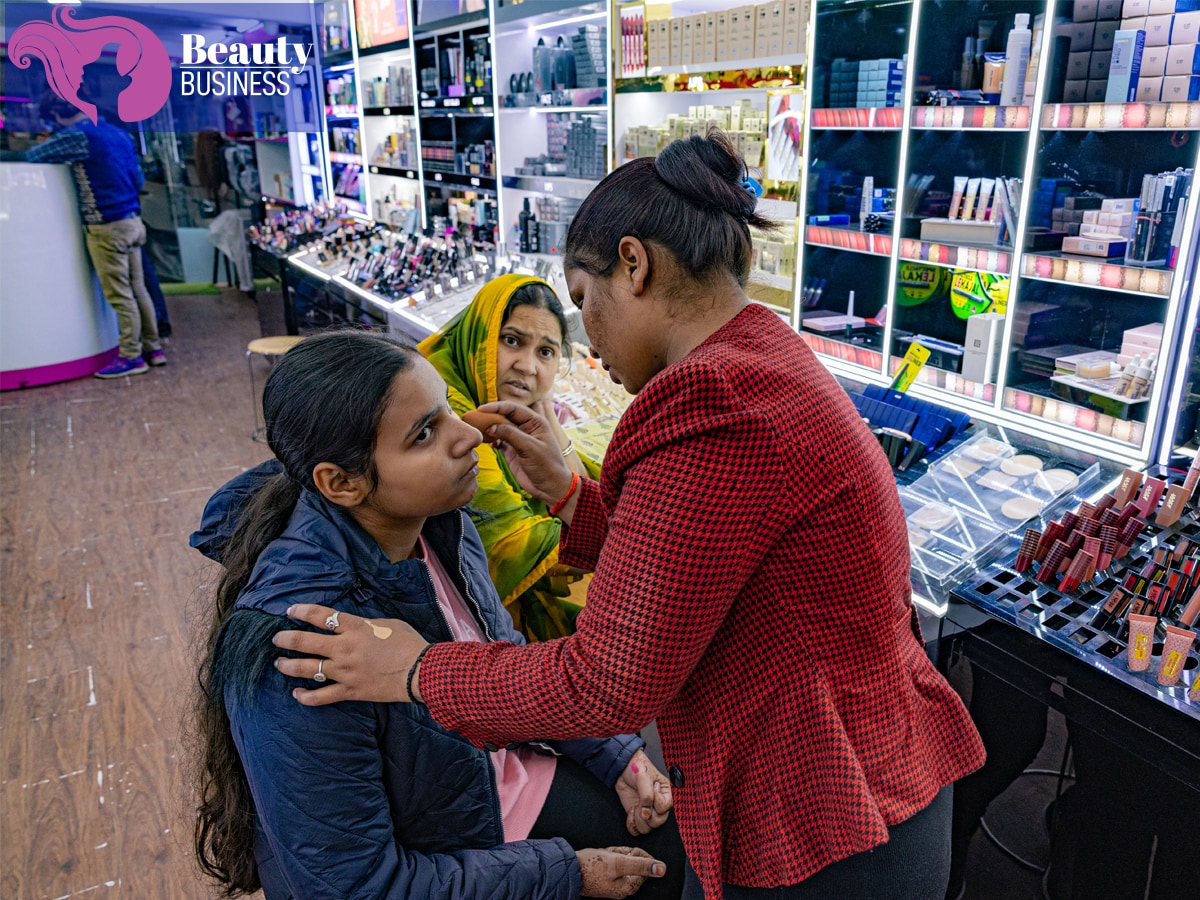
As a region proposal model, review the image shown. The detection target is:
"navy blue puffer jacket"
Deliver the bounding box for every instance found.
[193,464,643,899]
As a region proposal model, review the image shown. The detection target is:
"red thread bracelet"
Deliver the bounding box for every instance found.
[548,471,580,517]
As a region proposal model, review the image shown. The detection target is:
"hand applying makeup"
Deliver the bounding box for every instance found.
[475,399,583,524]
[273,604,427,705]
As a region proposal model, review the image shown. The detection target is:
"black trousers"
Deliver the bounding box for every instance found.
[681,785,953,900]
[529,754,686,900]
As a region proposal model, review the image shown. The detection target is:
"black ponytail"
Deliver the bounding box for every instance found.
[564,127,778,286]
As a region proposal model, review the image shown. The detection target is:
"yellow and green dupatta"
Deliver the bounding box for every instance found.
[418,273,600,641]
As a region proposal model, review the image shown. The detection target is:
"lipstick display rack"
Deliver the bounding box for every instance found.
[953,480,1200,721]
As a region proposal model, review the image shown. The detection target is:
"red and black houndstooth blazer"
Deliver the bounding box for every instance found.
[421,301,985,898]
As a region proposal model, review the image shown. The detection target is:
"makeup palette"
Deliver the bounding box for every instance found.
[902,432,1101,600]
[953,473,1200,719]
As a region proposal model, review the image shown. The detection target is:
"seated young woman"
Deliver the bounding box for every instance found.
[188,329,683,899]
[418,274,597,641]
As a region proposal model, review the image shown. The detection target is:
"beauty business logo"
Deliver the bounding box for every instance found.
[179,34,313,98]
[10,5,171,124]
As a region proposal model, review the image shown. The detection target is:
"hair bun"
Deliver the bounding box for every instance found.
[652,130,759,222]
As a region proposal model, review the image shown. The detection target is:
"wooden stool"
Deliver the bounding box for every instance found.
[247,335,304,442]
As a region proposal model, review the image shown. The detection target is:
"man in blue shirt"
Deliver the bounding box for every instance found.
[26,92,165,378]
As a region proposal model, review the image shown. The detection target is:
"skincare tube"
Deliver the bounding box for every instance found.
[1189,676,1200,702]
[948,176,968,220]
[982,53,1006,104]
[975,178,996,221]
[1126,613,1157,672]
[961,178,981,221]
[1157,626,1195,686]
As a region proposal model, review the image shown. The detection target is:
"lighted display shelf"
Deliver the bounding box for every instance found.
[899,239,1012,275]
[1040,101,1200,132]
[805,225,893,257]
[910,105,1031,130]
[1022,254,1175,298]
[810,107,903,129]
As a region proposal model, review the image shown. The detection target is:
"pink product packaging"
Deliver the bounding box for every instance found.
[1157,626,1196,686]
[1126,613,1157,672]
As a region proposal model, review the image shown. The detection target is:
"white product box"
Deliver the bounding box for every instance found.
[1090,50,1114,77]
[670,18,683,66]
[755,3,771,57]
[1166,42,1200,73]
[1162,72,1200,98]
[1141,45,1170,75]
[1098,0,1125,17]
[1076,0,1101,19]
[1122,0,1151,15]
[1069,20,1097,49]
[1122,16,1147,32]
[1143,13,1174,44]
[1087,77,1110,99]
[1174,10,1200,42]
[1136,74,1164,99]
[1148,0,1177,13]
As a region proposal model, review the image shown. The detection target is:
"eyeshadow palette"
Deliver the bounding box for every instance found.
[902,432,1100,599]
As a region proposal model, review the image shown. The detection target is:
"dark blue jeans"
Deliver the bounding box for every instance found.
[682,784,953,900]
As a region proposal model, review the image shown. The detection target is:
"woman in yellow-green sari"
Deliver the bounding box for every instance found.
[419,274,600,641]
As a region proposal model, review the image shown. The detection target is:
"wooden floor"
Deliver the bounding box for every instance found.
[1,290,272,899]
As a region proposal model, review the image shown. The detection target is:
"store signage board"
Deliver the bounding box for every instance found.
[3,2,326,135]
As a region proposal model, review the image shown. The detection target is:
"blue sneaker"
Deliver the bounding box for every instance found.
[94,355,149,379]
[146,349,167,367]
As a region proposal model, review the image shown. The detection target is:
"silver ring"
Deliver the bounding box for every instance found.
[313,660,327,683]
[324,611,341,631]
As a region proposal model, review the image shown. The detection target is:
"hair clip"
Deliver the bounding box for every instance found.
[741,176,763,198]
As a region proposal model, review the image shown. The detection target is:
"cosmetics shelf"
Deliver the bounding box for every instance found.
[500,88,608,111]
[797,332,885,374]
[1040,101,1200,132]
[805,225,893,257]
[909,106,1032,130]
[1001,388,1147,450]
[424,170,496,191]
[369,165,420,181]
[1021,254,1175,298]
[640,52,806,79]
[364,105,417,117]
[890,360,996,406]
[1047,373,1152,407]
[953,490,1200,722]
[418,95,494,114]
[898,240,1013,276]
[810,107,904,130]
[501,174,600,199]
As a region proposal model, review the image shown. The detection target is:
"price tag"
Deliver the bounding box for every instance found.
[450,277,460,289]
[433,283,444,296]
[472,96,485,106]
[370,166,379,174]
[411,290,427,304]
[444,98,461,107]
[537,93,553,106]
[421,99,435,108]
[470,177,480,187]
[435,173,443,181]
[464,271,475,282]
[406,171,415,179]
[545,181,554,192]
[382,107,391,116]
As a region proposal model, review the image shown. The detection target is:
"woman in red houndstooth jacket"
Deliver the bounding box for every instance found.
[274,129,986,900]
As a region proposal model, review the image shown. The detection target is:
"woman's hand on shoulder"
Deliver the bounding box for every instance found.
[272,604,427,705]
[577,847,665,898]
[614,749,674,835]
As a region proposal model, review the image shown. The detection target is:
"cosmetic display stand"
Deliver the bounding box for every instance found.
[798,0,1200,471]
[611,0,806,317]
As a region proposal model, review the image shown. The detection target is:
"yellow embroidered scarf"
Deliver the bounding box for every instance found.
[418,274,599,640]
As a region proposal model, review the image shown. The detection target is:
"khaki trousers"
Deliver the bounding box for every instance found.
[84,215,161,359]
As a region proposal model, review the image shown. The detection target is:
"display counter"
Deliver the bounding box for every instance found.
[0,162,117,389]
